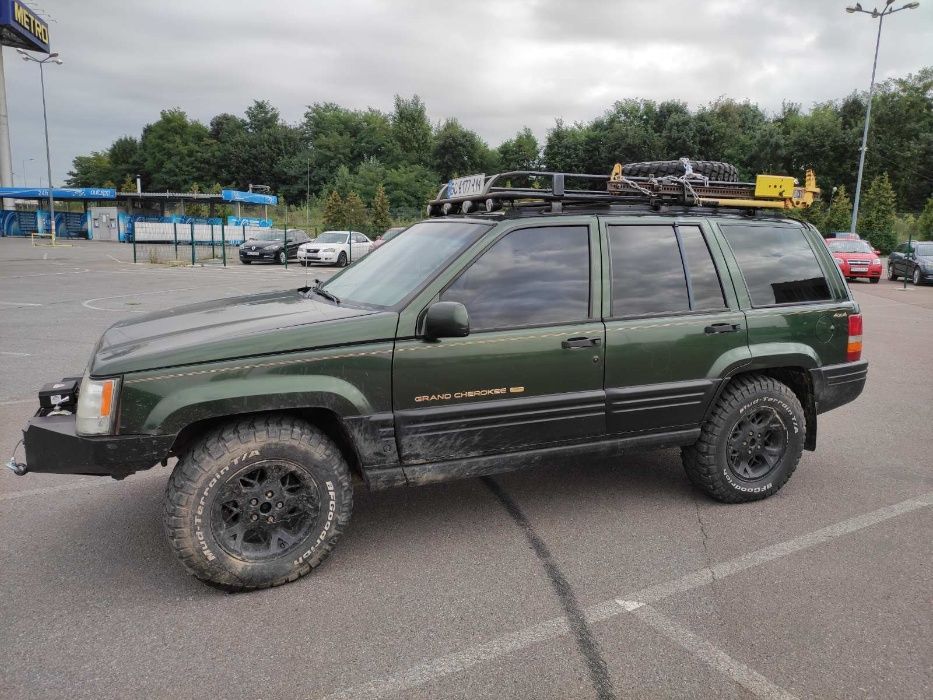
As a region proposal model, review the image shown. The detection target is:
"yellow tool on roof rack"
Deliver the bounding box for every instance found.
[608,163,820,210]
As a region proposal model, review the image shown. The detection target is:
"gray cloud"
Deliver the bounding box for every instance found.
[4,0,931,186]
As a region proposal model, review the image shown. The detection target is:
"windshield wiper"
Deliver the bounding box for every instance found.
[307,279,340,304]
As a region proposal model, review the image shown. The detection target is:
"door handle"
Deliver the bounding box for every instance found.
[562,336,602,349]
[704,323,741,334]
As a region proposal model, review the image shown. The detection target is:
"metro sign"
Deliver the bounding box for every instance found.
[0,0,50,53]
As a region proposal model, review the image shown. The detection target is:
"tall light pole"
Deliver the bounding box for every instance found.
[845,1,919,234]
[16,48,63,244]
[22,157,35,186]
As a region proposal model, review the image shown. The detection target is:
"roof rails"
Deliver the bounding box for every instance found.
[426,159,820,217]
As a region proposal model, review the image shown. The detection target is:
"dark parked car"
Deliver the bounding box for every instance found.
[239,229,309,264]
[888,241,933,285]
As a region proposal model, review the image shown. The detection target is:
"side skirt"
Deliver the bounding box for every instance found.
[366,428,701,490]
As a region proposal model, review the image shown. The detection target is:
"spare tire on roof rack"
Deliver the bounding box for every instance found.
[622,160,739,182]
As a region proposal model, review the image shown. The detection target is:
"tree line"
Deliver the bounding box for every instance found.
[67,67,933,245]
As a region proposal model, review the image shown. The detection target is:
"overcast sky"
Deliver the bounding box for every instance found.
[4,0,932,186]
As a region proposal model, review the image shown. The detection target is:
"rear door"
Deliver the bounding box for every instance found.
[600,218,750,434]
[392,220,606,463]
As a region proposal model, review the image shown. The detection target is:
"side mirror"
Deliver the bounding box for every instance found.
[873,249,880,256]
[424,301,469,340]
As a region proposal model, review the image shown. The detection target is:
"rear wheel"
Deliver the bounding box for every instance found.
[913,267,922,285]
[682,375,804,503]
[888,264,898,280]
[622,159,739,182]
[163,415,353,591]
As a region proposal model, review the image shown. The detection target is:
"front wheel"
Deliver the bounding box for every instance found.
[682,375,805,503]
[163,415,353,591]
[870,276,880,284]
[337,251,348,267]
[278,251,287,265]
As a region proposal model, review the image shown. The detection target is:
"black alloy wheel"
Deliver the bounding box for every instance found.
[278,250,287,265]
[337,251,347,267]
[888,263,897,280]
[212,461,320,562]
[913,267,921,285]
[726,407,788,481]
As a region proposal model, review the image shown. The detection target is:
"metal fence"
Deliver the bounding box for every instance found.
[131,221,241,266]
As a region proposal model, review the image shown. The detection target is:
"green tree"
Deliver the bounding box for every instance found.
[371,184,392,232]
[343,191,368,232]
[432,118,490,181]
[119,175,136,193]
[391,95,433,167]
[498,127,540,171]
[857,173,898,253]
[824,185,853,234]
[322,190,346,230]
[66,151,111,187]
[138,109,213,191]
[917,196,933,240]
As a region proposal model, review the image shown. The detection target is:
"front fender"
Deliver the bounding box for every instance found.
[137,375,373,433]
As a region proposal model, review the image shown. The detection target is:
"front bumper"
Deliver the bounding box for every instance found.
[21,413,174,479]
[810,360,868,415]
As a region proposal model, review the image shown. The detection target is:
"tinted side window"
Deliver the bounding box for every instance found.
[608,225,689,315]
[441,226,590,330]
[722,224,831,306]
[679,225,726,310]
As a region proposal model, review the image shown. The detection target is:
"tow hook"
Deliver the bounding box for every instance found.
[6,440,28,476]
[6,457,27,476]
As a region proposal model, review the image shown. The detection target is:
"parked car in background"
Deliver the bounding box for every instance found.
[239,229,309,264]
[372,226,406,249]
[888,241,933,285]
[298,230,373,267]
[824,238,882,283]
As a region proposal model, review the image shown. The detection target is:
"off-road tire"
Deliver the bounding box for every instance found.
[623,159,739,182]
[681,375,805,503]
[163,415,353,591]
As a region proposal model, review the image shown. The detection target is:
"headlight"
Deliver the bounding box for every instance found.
[834,258,844,267]
[76,376,120,435]
[871,258,881,266]
[322,248,336,253]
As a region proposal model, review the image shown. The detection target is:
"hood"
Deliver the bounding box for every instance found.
[832,251,874,261]
[241,240,282,249]
[90,290,398,376]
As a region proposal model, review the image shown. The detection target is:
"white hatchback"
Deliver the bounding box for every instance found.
[297,231,373,267]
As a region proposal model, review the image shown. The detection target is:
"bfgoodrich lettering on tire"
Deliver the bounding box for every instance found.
[681,374,804,503]
[163,415,352,591]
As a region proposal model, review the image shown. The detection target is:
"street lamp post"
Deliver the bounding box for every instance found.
[16,49,63,244]
[845,1,919,234]
[22,157,35,186]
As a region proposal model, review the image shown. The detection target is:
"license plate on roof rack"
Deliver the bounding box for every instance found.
[447,174,486,198]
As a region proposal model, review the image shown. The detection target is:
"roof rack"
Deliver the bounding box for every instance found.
[427,159,820,217]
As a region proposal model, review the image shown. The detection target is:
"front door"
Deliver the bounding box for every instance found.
[600,219,749,434]
[393,222,606,464]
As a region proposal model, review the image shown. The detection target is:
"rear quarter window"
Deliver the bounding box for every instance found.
[721,224,832,306]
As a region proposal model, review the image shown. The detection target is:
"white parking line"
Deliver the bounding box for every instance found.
[622,603,798,699]
[0,301,42,306]
[322,492,933,700]
[82,285,226,311]
[0,351,31,356]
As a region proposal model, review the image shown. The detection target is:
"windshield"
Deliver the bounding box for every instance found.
[315,231,350,244]
[247,230,286,242]
[323,221,490,306]
[914,243,933,256]
[827,240,872,253]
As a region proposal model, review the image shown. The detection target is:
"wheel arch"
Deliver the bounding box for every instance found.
[706,362,817,451]
[169,407,367,485]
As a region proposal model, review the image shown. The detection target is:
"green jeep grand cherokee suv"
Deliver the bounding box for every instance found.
[13,167,868,591]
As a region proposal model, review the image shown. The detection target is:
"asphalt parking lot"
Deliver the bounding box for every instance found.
[1,237,931,699]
